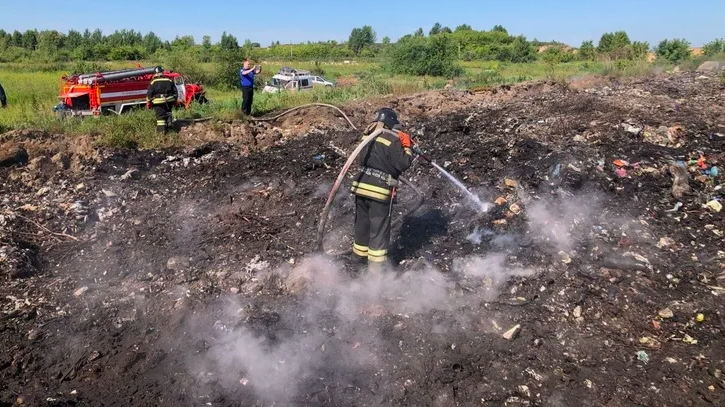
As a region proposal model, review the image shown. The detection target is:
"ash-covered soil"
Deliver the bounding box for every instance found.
[1,72,724,407]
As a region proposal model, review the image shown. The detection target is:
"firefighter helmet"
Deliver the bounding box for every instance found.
[153,66,163,76]
[374,108,400,130]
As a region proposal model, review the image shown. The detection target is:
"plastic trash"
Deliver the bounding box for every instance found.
[636,350,649,363]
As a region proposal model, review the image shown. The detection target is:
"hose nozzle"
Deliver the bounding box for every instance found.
[412,144,432,162]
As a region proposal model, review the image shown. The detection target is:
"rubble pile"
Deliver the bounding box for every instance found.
[0,71,723,406]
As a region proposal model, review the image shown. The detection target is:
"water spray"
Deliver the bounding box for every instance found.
[410,144,489,213]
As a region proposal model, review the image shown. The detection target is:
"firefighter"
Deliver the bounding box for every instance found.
[146,67,177,133]
[350,108,415,270]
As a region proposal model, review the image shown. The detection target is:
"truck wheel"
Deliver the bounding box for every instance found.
[194,94,209,104]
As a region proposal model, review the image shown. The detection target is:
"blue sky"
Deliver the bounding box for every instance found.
[0,0,720,47]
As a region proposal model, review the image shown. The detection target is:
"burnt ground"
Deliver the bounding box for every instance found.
[1,71,725,406]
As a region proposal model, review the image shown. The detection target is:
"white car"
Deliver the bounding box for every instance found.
[311,76,335,87]
[262,67,316,93]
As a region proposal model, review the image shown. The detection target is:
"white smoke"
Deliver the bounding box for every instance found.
[188,252,535,402]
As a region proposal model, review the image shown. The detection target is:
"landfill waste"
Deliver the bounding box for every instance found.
[0,71,724,406]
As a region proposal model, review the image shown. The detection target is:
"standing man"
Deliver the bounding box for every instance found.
[0,79,7,108]
[350,108,415,271]
[146,66,177,134]
[240,58,261,115]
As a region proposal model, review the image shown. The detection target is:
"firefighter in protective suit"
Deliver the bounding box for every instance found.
[146,67,177,133]
[350,108,415,270]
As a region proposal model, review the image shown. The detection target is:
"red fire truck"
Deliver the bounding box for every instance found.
[56,65,207,116]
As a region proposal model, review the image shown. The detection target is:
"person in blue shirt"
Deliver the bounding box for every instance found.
[239,58,261,115]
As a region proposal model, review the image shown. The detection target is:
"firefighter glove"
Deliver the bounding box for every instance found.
[398,131,412,148]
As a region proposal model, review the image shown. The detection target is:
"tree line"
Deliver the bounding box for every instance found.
[1,25,716,65]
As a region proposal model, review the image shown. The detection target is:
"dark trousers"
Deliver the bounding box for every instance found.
[241,86,254,115]
[153,104,171,133]
[353,196,391,264]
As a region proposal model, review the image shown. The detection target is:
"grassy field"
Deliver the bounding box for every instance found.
[0,59,663,148]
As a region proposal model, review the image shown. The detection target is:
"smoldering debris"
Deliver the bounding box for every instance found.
[189,252,534,402]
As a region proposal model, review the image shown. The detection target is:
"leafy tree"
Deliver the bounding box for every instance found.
[65,30,83,50]
[414,28,424,37]
[455,24,473,32]
[441,26,452,34]
[200,35,213,62]
[37,30,65,55]
[386,34,463,77]
[22,30,38,50]
[541,47,562,75]
[216,47,243,89]
[220,31,239,50]
[382,36,391,45]
[630,41,650,60]
[348,25,376,54]
[579,40,596,60]
[143,32,163,54]
[702,38,725,56]
[656,38,691,63]
[598,30,630,53]
[429,23,441,36]
[11,30,22,47]
[510,35,536,63]
[171,35,195,49]
[492,25,508,34]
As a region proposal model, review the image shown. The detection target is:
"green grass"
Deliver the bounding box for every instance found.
[0,58,664,148]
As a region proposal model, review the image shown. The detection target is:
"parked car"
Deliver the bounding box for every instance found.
[262,66,315,93]
[311,75,335,87]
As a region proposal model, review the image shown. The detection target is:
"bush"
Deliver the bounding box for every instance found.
[703,39,725,56]
[385,35,463,78]
[656,39,691,63]
[160,49,208,84]
[214,48,243,89]
[70,61,109,75]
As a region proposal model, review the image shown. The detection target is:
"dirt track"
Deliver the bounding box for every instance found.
[1,72,725,406]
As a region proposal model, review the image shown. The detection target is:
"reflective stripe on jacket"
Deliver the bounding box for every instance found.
[146,76,178,105]
[350,123,414,203]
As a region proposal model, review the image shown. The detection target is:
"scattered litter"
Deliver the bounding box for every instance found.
[558,251,572,264]
[494,196,508,205]
[613,159,629,167]
[657,237,676,248]
[669,163,691,199]
[503,324,521,340]
[504,178,518,188]
[102,189,118,198]
[525,368,544,382]
[509,203,522,215]
[696,313,705,322]
[658,308,674,319]
[665,357,678,364]
[615,168,627,177]
[705,200,722,212]
[73,287,89,297]
[584,379,593,389]
[573,306,582,318]
[240,378,249,386]
[665,202,683,212]
[636,350,649,363]
[683,334,698,344]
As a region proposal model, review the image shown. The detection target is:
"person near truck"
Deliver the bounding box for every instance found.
[146,67,177,134]
[0,79,7,108]
[350,108,415,271]
[240,58,261,115]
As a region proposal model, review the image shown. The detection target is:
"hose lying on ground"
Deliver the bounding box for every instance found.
[315,128,426,255]
[250,103,358,130]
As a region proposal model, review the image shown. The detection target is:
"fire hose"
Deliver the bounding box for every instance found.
[315,127,429,255]
[249,103,357,130]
